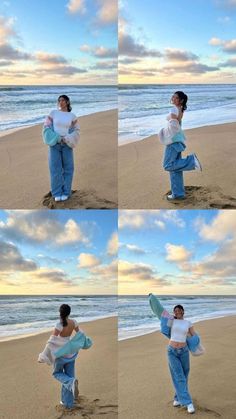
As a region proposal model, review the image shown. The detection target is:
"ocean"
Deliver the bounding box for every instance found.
[0,85,117,132]
[0,295,117,340]
[118,295,236,340]
[119,84,236,144]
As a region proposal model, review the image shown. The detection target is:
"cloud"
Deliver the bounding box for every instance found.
[92,60,117,70]
[78,252,101,268]
[35,52,68,64]
[0,43,31,60]
[197,211,236,242]
[220,57,236,66]
[0,16,18,42]
[95,0,117,25]
[35,268,71,284]
[119,32,162,57]
[107,232,118,256]
[217,16,231,23]
[215,0,236,8]
[0,240,37,272]
[93,46,117,58]
[209,37,236,53]
[0,211,89,246]
[166,243,192,264]
[67,0,86,14]
[119,260,170,286]
[119,210,185,230]
[161,61,219,74]
[164,49,198,62]
[0,60,13,66]
[121,243,146,254]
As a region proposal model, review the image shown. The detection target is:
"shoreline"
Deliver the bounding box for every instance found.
[0,314,117,343]
[0,107,117,139]
[118,313,236,342]
[119,120,236,147]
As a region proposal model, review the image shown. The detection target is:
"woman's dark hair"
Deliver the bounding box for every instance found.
[175,91,188,112]
[173,304,184,313]
[58,94,72,112]
[59,304,71,327]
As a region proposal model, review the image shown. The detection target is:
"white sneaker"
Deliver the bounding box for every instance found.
[54,196,61,202]
[72,378,79,399]
[187,403,195,414]
[173,400,181,407]
[193,153,202,171]
[61,194,69,201]
[167,194,185,201]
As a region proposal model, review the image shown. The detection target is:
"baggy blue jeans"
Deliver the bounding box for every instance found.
[167,345,192,406]
[53,353,77,408]
[163,142,195,198]
[48,143,74,197]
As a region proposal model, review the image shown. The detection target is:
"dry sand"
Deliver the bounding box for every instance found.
[119,316,236,419]
[0,317,117,419]
[119,123,236,209]
[0,110,117,209]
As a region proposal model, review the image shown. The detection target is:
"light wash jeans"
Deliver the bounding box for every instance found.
[163,142,195,198]
[53,353,77,408]
[167,345,192,406]
[48,143,74,197]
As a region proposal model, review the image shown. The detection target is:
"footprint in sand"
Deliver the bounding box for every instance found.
[164,185,236,209]
[55,395,118,418]
[41,190,117,210]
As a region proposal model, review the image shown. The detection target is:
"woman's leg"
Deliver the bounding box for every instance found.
[169,171,185,198]
[61,145,74,197]
[53,358,75,408]
[163,143,195,173]
[48,144,63,197]
[61,360,76,408]
[167,346,192,406]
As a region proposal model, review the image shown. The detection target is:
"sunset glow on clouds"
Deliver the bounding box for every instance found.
[119,210,236,295]
[0,0,117,85]
[0,210,117,294]
[119,0,236,83]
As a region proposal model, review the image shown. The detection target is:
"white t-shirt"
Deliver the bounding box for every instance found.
[170,319,192,343]
[55,318,79,333]
[166,105,179,121]
[49,110,77,136]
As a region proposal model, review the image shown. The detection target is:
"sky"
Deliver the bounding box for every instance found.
[0,210,117,295]
[0,0,117,85]
[119,0,236,84]
[119,209,236,295]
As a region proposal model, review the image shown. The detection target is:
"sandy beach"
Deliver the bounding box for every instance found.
[119,315,236,419]
[0,109,117,209]
[0,317,117,419]
[119,123,236,209]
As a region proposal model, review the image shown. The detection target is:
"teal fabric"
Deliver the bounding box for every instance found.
[171,129,186,144]
[149,293,165,319]
[54,331,93,358]
[42,126,60,146]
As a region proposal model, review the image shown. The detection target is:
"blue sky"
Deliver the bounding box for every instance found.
[0,0,117,84]
[119,210,236,295]
[119,0,236,83]
[0,210,117,294]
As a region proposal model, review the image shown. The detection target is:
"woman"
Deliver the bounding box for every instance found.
[52,304,80,408]
[149,294,200,414]
[168,304,195,414]
[43,95,80,202]
[161,91,202,201]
